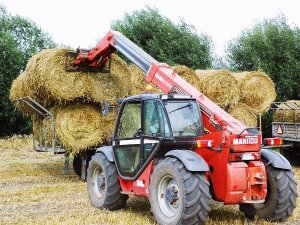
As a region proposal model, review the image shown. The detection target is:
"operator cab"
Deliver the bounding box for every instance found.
[112,94,203,180]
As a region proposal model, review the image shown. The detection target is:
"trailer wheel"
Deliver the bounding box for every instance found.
[239,162,298,222]
[87,153,128,210]
[149,157,211,225]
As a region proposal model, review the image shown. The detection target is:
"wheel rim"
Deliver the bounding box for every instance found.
[92,165,106,199]
[157,175,180,217]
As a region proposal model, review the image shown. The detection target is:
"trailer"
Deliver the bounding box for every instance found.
[12,96,95,179]
[271,101,300,165]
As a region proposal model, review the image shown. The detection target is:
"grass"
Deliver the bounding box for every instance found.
[0,135,299,225]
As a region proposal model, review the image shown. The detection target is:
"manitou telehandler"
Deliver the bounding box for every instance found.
[67,31,298,224]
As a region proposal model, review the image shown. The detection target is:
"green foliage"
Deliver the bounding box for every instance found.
[111,6,213,69]
[226,15,300,101]
[226,15,300,137]
[0,5,56,137]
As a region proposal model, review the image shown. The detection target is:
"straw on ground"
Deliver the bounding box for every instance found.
[0,135,299,225]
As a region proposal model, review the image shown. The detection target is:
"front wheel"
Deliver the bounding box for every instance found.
[87,153,128,210]
[149,157,211,225]
[239,162,298,222]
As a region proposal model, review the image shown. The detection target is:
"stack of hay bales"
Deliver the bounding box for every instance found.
[173,65,276,127]
[10,49,131,153]
[273,100,300,122]
[173,67,239,109]
[172,66,243,123]
[10,48,278,150]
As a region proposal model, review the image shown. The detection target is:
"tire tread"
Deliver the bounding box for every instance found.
[150,157,211,225]
[87,153,128,211]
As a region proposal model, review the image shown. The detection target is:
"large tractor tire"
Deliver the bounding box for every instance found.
[87,153,128,210]
[149,157,211,225]
[240,162,298,222]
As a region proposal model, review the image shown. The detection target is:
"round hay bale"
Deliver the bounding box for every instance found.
[89,54,132,105]
[34,48,91,105]
[31,105,118,153]
[101,110,118,142]
[25,49,59,107]
[53,104,104,154]
[273,100,300,122]
[9,72,37,114]
[129,64,161,95]
[195,70,239,108]
[229,103,258,128]
[172,65,202,89]
[233,71,276,115]
[23,49,131,106]
[10,72,32,101]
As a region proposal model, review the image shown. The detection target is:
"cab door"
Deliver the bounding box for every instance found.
[113,99,172,180]
[113,100,142,178]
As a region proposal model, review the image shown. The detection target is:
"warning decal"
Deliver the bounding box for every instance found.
[276,125,284,134]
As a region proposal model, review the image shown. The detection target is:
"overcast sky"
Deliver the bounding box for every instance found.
[1,0,299,56]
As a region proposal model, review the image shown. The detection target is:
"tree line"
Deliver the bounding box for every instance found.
[1,5,299,137]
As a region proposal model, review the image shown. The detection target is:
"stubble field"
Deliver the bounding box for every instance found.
[0,135,299,225]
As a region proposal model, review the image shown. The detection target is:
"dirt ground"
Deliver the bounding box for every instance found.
[0,135,299,225]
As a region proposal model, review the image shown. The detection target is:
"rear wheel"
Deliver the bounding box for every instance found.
[87,153,128,210]
[239,162,298,222]
[149,157,211,225]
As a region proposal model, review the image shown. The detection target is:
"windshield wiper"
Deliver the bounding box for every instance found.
[169,103,191,114]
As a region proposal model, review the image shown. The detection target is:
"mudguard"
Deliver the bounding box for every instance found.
[165,150,209,172]
[261,148,292,170]
[96,146,114,162]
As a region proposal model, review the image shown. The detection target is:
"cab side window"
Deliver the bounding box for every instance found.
[143,100,171,138]
[117,102,141,139]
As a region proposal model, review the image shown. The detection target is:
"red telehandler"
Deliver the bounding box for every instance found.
[67,31,298,224]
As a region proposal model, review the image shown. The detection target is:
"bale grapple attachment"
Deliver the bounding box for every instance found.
[65,49,111,73]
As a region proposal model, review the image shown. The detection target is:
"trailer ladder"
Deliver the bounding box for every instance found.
[13,96,66,153]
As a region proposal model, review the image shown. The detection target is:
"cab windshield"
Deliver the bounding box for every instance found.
[164,100,202,136]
